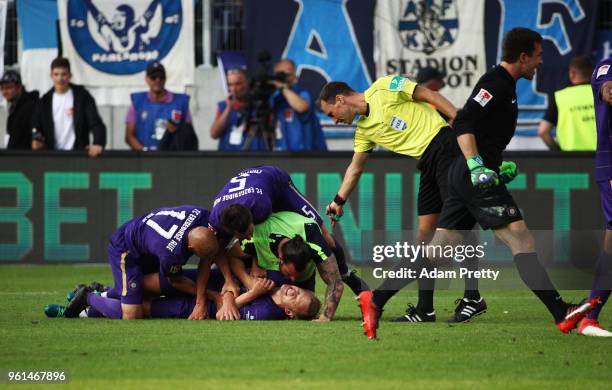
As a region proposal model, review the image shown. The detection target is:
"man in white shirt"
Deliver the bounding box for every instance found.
[32,58,106,157]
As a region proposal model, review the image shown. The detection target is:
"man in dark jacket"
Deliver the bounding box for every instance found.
[32,57,106,157]
[1,70,38,149]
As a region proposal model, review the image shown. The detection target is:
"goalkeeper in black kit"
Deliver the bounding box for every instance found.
[358,27,600,339]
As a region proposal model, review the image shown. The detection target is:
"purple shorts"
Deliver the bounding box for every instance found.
[108,229,144,305]
[598,180,612,230]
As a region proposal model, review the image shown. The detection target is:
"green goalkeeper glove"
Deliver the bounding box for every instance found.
[499,161,518,184]
[467,155,499,189]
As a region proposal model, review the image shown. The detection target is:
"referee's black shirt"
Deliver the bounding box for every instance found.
[453,65,518,171]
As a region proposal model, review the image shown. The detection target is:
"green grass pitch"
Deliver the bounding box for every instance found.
[1,265,610,389]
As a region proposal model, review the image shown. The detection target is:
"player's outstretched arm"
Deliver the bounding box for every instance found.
[326,152,370,226]
[215,250,241,297]
[189,257,213,320]
[413,85,457,121]
[315,255,344,321]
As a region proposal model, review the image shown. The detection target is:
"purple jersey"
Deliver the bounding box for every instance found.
[592,58,612,181]
[150,294,288,320]
[117,205,210,277]
[209,166,292,232]
[236,295,287,320]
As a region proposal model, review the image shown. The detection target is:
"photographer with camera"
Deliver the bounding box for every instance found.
[271,59,327,151]
[210,68,268,151]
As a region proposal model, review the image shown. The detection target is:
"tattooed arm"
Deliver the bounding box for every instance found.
[315,254,344,321]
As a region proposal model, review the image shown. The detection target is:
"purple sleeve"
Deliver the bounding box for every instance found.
[265,270,290,287]
[126,103,137,124]
[185,109,193,123]
[592,62,612,100]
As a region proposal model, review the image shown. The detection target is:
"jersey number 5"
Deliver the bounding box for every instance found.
[228,173,250,193]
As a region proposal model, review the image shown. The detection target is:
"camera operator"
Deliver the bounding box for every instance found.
[271,59,327,151]
[210,68,267,151]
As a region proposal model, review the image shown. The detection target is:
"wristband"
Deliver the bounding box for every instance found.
[333,194,346,205]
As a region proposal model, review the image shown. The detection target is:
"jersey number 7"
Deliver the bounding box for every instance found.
[145,210,187,239]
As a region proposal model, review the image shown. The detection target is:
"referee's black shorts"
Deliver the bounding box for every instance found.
[416,127,458,216]
[438,155,523,230]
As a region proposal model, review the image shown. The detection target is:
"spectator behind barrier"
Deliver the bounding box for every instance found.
[270,59,327,151]
[125,62,192,151]
[1,70,38,149]
[538,56,596,151]
[32,57,106,157]
[209,68,267,151]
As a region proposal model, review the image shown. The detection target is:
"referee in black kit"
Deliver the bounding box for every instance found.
[359,27,600,339]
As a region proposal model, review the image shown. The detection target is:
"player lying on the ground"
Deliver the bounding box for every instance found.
[351,28,600,339]
[209,165,369,295]
[62,205,240,321]
[46,269,321,321]
[226,210,343,322]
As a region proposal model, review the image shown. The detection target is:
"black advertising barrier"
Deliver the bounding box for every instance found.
[0,151,604,264]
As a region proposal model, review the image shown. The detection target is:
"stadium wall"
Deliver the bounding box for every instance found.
[0,151,604,264]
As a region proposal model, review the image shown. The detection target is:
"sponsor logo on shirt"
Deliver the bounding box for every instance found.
[597,64,610,79]
[171,110,182,123]
[473,88,493,107]
[388,76,407,91]
[168,265,182,275]
[284,109,294,123]
[389,116,408,131]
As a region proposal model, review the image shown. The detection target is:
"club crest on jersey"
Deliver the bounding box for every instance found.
[473,88,493,107]
[389,76,407,91]
[398,0,459,54]
[67,0,182,75]
[597,64,610,79]
[389,116,408,131]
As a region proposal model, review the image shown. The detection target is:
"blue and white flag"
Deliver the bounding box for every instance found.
[17,0,58,94]
[376,0,486,107]
[58,0,194,91]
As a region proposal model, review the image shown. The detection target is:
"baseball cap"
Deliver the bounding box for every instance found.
[0,70,22,85]
[146,62,166,78]
[416,67,445,84]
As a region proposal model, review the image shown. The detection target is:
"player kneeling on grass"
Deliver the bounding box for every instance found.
[60,205,241,321]
[46,269,320,321]
[227,209,343,322]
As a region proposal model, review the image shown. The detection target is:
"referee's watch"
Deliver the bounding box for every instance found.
[333,194,346,205]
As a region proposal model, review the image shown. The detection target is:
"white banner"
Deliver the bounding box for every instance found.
[58,0,194,94]
[375,0,486,106]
